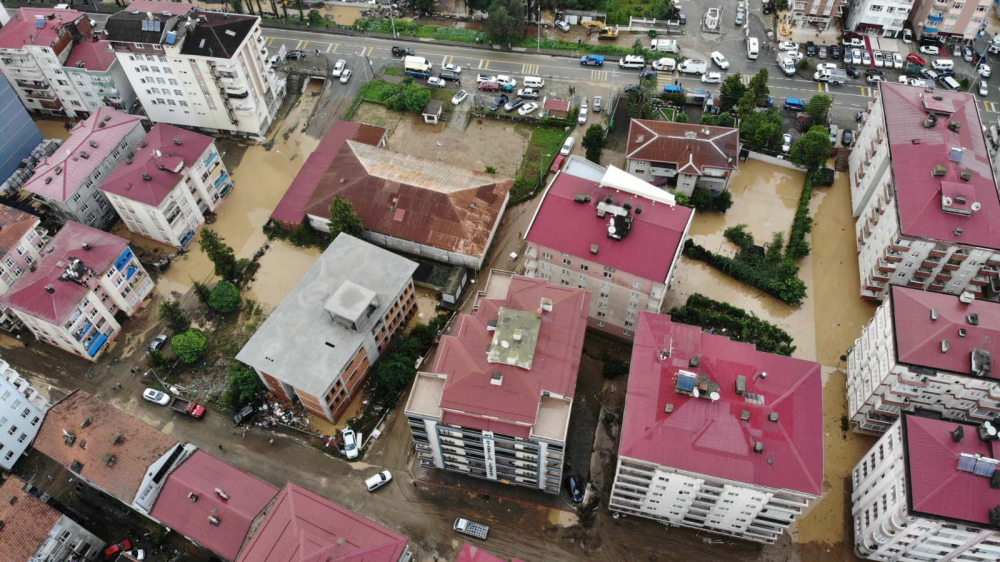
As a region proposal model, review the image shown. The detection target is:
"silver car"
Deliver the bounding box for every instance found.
[593,96,602,113]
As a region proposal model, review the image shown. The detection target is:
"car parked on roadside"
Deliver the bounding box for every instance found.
[391,46,414,57]
[873,50,884,67]
[233,405,255,426]
[504,97,524,113]
[919,44,940,55]
[560,135,575,156]
[427,76,446,88]
[710,51,729,69]
[919,68,939,80]
[892,52,903,69]
[439,70,460,81]
[565,475,584,502]
[701,71,722,84]
[477,73,496,84]
[123,550,146,560]
[830,45,841,59]
[963,46,973,62]
[489,94,508,110]
[843,63,860,78]
[829,124,839,144]
[331,59,347,77]
[980,64,992,78]
[735,11,744,25]
[339,69,352,84]
[148,334,167,353]
[496,75,517,88]
[806,41,817,57]
[518,102,539,116]
[818,45,828,58]
[443,63,462,74]
[478,81,501,92]
[451,89,468,105]
[143,388,171,406]
[865,68,884,84]
[851,48,862,65]
[779,41,798,51]
[593,95,602,112]
[517,88,539,99]
[907,53,926,66]
[862,50,872,66]
[342,428,359,459]
[365,470,392,492]
[842,129,854,146]
[980,81,990,96]
[578,100,588,123]
[781,133,792,153]
[104,540,133,561]
[285,49,305,61]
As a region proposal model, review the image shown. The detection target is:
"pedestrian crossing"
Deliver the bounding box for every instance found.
[590,70,608,81]
[816,82,830,92]
[656,72,679,92]
[985,101,998,112]
[521,63,540,75]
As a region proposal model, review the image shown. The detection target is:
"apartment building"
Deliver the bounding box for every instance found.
[850,83,1000,301]
[102,123,232,247]
[0,222,153,360]
[845,0,915,37]
[63,39,137,114]
[0,358,48,470]
[790,0,844,29]
[105,1,285,140]
[0,8,91,118]
[847,285,1000,434]
[405,271,588,494]
[624,119,740,196]
[22,108,144,229]
[524,157,693,340]
[0,76,44,183]
[0,475,104,561]
[910,0,991,42]
[852,414,1000,560]
[237,234,417,422]
[609,313,824,544]
[0,205,48,331]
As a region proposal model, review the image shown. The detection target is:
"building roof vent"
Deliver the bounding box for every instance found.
[991,506,1000,527]
[540,298,553,312]
[950,147,965,162]
[215,488,229,500]
[968,313,980,326]
[740,410,750,421]
[81,242,91,251]
[112,434,124,445]
[689,355,700,368]
[79,151,89,159]
[44,177,52,184]
[992,471,1000,490]
[89,140,98,149]
[62,430,75,446]
[932,164,947,177]
[208,516,221,526]
[972,349,992,377]
[960,169,974,181]
[952,426,965,442]
[753,442,763,454]
[954,227,964,237]
[942,339,951,353]
[104,454,116,467]
[142,173,151,181]
[980,421,998,442]
[735,375,746,395]
[98,122,105,129]
[960,291,976,304]
[490,371,503,386]
[924,114,938,128]
[949,121,963,133]
[769,412,779,422]
[959,328,968,337]
[44,285,54,294]
[931,308,939,320]
[188,492,198,503]
[590,243,599,255]
[139,141,146,148]
[70,461,83,473]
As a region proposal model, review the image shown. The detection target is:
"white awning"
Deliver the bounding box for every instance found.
[599,165,676,206]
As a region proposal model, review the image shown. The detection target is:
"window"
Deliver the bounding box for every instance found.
[951,1,964,8]
[20,408,29,418]
[598,302,608,309]
[630,291,641,299]
[596,311,606,318]
[7,425,16,435]
[603,271,613,279]
[579,264,589,271]
[596,320,605,327]
[562,258,571,265]
[599,291,609,299]
[3,258,13,269]
[16,433,26,443]
[600,282,610,290]
[578,274,586,281]
[628,301,638,308]
[560,279,570,286]
[542,252,552,260]
[623,330,632,336]
[632,281,643,289]
[625,320,634,328]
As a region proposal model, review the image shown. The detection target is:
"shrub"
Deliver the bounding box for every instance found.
[229,364,264,408]
[683,240,807,305]
[158,300,190,334]
[785,175,816,261]
[724,224,754,249]
[603,357,630,379]
[668,294,796,355]
[171,329,208,364]
[208,281,242,313]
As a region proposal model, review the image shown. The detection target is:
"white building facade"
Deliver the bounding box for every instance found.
[845,0,914,36]
[63,41,138,115]
[0,359,47,470]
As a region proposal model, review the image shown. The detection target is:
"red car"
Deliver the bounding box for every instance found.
[550,155,566,173]
[104,540,133,560]
[906,53,926,66]
[477,81,500,92]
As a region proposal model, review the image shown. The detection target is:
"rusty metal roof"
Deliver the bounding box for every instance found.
[625,119,739,174]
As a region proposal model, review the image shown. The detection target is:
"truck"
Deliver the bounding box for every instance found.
[777,52,797,76]
[813,68,847,85]
[580,55,605,66]
[650,39,679,53]
[403,56,432,79]
[454,518,489,540]
[169,398,206,419]
[598,25,619,39]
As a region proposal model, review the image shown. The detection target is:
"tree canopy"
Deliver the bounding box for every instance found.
[739,108,783,151]
[198,229,238,281]
[485,0,526,47]
[172,329,208,364]
[805,94,832,125]
[385,82,431,113]
[718,73,746,112]
[158,300,190,334]
[582,124,605,164]
[208,281,242,314]
[790,125,833,171]
[328,198,365,240]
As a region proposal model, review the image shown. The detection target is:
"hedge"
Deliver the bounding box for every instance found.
[785,173,816,261]
[669,293,796,356]
[683,239,807,305]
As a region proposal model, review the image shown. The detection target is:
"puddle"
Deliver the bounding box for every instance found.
[548,508,579,527]
[247,238,321,309]
[35,119,75,141]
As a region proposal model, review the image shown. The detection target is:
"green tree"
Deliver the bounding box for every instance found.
[628,85,653,119]
[675,111,689,123]
[466,0,491,12]
[171,329,208,364]
[485,165,498,174]
[328,198,365,240]
[582,124,605,164]
[790,125,833,171]
[960,77,972,91]
[198,229,238,280]
[385,83,431,113]
[719,73,746,112]
[158,300,190,334]
[745,68,770,108]
[307,9,323,23]
[603,357,629,379]
[485,0,526,47]
[631,38,645,56]
[805,94,833,125]
[230,0,244,13]
[739,108,783,150]
[412,0,435,11]
[208,281,242,313]
[229,364,264,407]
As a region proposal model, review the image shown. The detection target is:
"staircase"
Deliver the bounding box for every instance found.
[835,147,850,172]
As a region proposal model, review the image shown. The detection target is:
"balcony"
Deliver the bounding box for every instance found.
[913,268,933,280]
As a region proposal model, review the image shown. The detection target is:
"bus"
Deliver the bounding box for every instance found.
[747,37,759,60]
[403,56,432,78]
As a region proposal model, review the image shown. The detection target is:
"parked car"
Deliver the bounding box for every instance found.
[489,94,508,110]
[781,133,792,153]
[123,551,146,560]
[806,41,817,56]
[451,89,468,105]
[560,135,575,156]
[477,73,496,83]
[652,57,676,71]
[734,11,744,25]
[963,46,974,62]
[980,64,992,78]
[710,51,730,69]
[148,334,167,353]
[903,29,913,44]
[233,405,255,426]
[830,45,841,59]
[565,475,584,502]
[578,100,588,123]
[342,428,359,459]
[555,19,570,32]
[516,88,539,99]
[550,154,566,172]
[331,59,347,77]
[842,129,854,146]
[892,52,903,69]
[862,50,871,66]
[778,41,798,51]
[953,44,963,58]
[919,68,939,80]
[980,81,990,96]
[865,68,884,84]
[427,76,446,88]
[829,124,839,144]
[639,69,657,80]
[843,63,860,78]
[339,69,352,84]
[844,37,864,48]
[478,81,501,92]
[391,46,414,57]
[851,48,862,65]
[268,55,281,68]
[818,45,828,59]
[104,540,133,561]
[593,95,602,112]
[518,102,539,116]
[701,71,722,84]
[496,75,517,88]
[504,97,525,113]
[906,53,926,66]
[919,45,940,55]
[365,470,392,492]
[285,49,305,61]
[624,83,640,92]
[143,388,171,406]
[439,70,460,81]
[873,50,884,67]
[443,63,462,74]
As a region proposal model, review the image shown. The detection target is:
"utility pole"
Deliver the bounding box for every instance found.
[537,4,541,53]
[390,2,398,38]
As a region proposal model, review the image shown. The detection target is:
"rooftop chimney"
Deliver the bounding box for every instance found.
[215,488,229,500]
[490,371,503,386]
[81,242,91,251]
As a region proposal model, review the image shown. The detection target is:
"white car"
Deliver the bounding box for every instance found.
[902,29,913,44]
[451,89,468,105]
[496,75,517,88]
[789,51,804,63]
[892,52,903,69]
[365,470,392,492]
[560,135,575,156]
[710,51,729,69]
[980,64,992,78]
[851,48,862,65]
[476,73,496,84]
[873,50,884,67]
[815,63,837,73]
[701,71,722,84]
[331,59,347,77]
[781,133,792,153]
[143,388,170,406]
[268,54,281,68]
[342,429,359,459]
[339,69,352,84]
[652,57,676,71]
[844,37,865,48]
[862,50,871,66]
[555,19,570,32]
[518,102,538,116]
[427,76,446,88]
[778,41,798,51]
[980,81,990,96]
[578,101,588,124]
[919,45,940,55]
[443,63,462,74]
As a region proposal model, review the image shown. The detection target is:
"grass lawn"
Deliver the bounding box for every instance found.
[383,66,404,77]
[654,107,677,121]
[510,126,570,202]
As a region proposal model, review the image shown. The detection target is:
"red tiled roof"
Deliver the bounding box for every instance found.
[456,543,527,562]
[525,171,693,282]
[65,40,117,71]
[270,121,387,224]
[890,286,1000,379]
[904,414,1000,526]
[236,483,408,562]
[543,99,570,112]
[151,451,278,562]
[102,124,215,207]
[0,205,40,258]
[625,119,739,174]
[881,83,1000,250]
[0,476,63,562]
[619,313,824,496]
[0,8,86,50]
[32,390,179,503]
[0,221,128,325]
[23,109,142,202]
[434,276,589,432]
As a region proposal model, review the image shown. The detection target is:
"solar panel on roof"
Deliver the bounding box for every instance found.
[35,18,45,28]
[141,20,149,31]
[152,20,161,32]
[958,453,977,472]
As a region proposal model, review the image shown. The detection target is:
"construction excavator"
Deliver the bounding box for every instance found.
[580,20,619,39]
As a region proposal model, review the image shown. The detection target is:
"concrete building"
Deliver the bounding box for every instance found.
[850,83,1000,302]
[405,271,588,495]
[104,1,285,140]
[0,358,48,470]
[847,285,1000,434]
[0,76,43,183]
[790,0,845,29]
[236,234,417,422]
[524,157,693,340]
[845,0,915,37]
[0,205,48,331]
[0,475,104,561]
[63,39,137,114]
[101,124,232,247]
[852,414,1000,560]
[624,119,739,196]
[0,222,153,361]
[22,108,144,230]
[910,0,991,42]
[271,120,511,271]
[609,313,824,544]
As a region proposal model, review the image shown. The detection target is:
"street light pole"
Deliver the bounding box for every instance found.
[390,3,398,39]
[537,5,541,53]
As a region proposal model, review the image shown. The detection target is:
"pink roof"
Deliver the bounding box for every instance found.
[102,124,215,207]
[619,313,824,496]
[456,543,526,562]
[881,83,1000,250]
[904,414,1000,526]
[434,276,589,432]
[525,171,693,282]
[626,119,740,174]
[65,40,117,72]
[23,109,142,202]
[150,451,278,562]
[236,483,408,562]
[0,222,127,324]
[0,8,86,50]
[890,286,1000,379]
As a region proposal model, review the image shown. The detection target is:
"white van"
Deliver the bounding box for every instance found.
[652,57,676,71]
[619,55,646,68]
[747,37,759,60]
[523,76,545,88]
[678,59,708,74]
[940,76,960,91]
[932,59,954,71]
[651,39,679,53]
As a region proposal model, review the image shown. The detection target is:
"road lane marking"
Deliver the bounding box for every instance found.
[590,70,607,80]
[478,59,485,69]
[295,40,303,49]
[366,47,374,57]
[332,43,339,54]
[742,74,751,86]
[267,37,275,46]
[484,59,491,69]
[302,41,309,49]
[985,101,996,112]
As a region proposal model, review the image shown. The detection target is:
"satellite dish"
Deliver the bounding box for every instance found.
[501,340,509,349]
[990,426,998,437]
[608,225,616,234]
[972,202,983,211]
[709,392,720,401]
[692,388,700,398]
